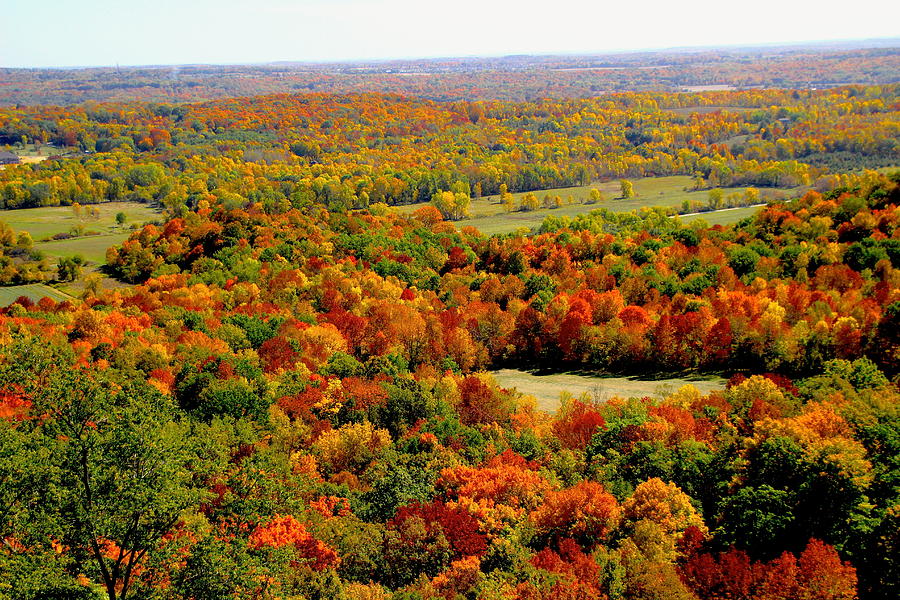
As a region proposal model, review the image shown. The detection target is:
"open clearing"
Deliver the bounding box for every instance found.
[491,368,727,412]
[0,283,73,307]
[0,201,160,241]
[35,232,134,264]
[398,175,794,235]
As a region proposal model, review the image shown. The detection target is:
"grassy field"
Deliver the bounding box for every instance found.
[491,368,727,412]
[35,232,134,264]
[398,175,794,235]
[0,201,160,242]
[12,143,66,157]
[0,283,73,307]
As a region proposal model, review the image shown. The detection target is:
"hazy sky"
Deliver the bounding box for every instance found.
[2,0,898,68]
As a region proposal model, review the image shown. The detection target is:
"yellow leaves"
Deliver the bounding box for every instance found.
[850,211,877,231]
[345,582,390,600]
[666,384,703,409]
[313,421,391,476]
[726,375,789,415]
[759,299,786,335]
[752,404,874,490]
[311,377,345,414]
[227,281,260,306]
[69,310,110,342]
[620,478,707,563]
[624,478,707,539]
[298,323,348,368]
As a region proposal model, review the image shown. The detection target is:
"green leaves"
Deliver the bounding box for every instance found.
[0,340,214,600]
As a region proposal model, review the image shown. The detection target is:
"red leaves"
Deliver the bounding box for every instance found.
[257,336,298,373]
[457,375,512,425]
[390,501,488,559]
[553,399,606,450]
[445,246,470,271]
[531,538,601,585]
[679,539,857,600]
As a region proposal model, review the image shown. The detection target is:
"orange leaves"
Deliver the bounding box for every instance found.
[530,481,621,547]
[411,205,445,227]
[0,385,31,421]
[340,376,388,411]
[309,495,352,519]
[796,538,858,600]
[147,368,175,396]
[428,555,482,599]
[646,404,714,446]
[248,514,339,570]
[553,397,606,450]
[439,463,551,512]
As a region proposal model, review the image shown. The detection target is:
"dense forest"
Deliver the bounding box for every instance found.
[0,85,897,214]
[1,44,898,105]
[0,75,898,600]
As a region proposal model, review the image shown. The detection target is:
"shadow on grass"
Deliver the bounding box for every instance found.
[510,363,728,383]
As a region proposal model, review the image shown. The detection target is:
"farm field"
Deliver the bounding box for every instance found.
[0,201,160,244]
[34,232,133,264]
[398,175,797,235]
[0,283,72,307]
[491,368,728,412]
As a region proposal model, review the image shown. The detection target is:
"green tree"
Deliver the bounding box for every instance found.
[57,255,85,282]
[115,212,127,226]
[620,179,634,199]
[0,341,215,600]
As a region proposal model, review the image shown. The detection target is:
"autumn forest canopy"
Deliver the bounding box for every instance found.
[0,44,899,600]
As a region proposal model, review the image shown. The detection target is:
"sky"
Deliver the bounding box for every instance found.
[1,0,898,68]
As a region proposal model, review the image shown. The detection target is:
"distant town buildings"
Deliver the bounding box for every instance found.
[0,151,20,165]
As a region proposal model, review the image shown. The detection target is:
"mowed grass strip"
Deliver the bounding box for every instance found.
[0,283,73,307]
[492,368,727,413]
[678,205,763,226]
